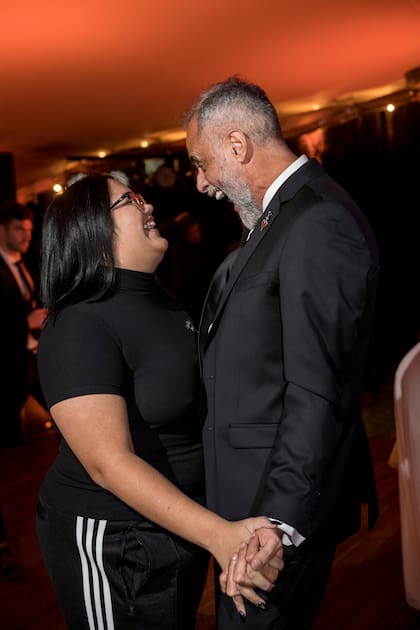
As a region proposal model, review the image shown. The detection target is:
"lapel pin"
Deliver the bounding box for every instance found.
[260,210,272,231]
[185,319,197,332]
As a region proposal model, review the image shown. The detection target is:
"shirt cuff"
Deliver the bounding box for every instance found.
[268,518,306,547]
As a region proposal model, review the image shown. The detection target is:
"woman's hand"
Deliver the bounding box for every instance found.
[223,541,280,617]
[210,518,283,615]
[221,531,282,591]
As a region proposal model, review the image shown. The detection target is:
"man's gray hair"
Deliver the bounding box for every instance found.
[185,76,283,144]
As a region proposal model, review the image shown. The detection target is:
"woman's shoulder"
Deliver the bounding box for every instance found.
[42,300,118,349]
[44,302,91,331]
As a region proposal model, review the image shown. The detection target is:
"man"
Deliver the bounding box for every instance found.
[0,201,46,446]
[185,78,379,629]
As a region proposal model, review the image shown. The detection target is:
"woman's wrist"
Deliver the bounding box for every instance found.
[204,517,238,568]
[200,513,228,553]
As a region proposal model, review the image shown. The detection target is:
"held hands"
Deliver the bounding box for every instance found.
[223,526,284,617]
[212,518,284,617]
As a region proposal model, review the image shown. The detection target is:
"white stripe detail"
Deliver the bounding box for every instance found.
[76,517,115,630]
[85,518,105,630]
[76,516,96,630]
[95,520,115,630]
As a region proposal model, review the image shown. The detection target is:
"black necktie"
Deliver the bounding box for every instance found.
[14,259,34,305]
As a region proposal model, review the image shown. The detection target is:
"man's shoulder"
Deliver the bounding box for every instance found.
[0,253,12,275]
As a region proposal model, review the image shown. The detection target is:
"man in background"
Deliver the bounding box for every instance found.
[185,77,379,629]
[0,201,46,447]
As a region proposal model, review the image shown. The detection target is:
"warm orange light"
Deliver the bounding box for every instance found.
[386,103,395,112]
[53,183,63,193]
[98,150,107,158]
[140,140,150,148]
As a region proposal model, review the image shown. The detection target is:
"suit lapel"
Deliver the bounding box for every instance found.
[200,201,281,350]
[211,204,279,320]
[199,248,240,351]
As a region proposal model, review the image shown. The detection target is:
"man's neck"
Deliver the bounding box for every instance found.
[249,144,298,211]
[0,246,20,264]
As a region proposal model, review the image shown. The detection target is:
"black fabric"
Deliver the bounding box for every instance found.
[37,268,204,519]
[198,248,240,354]
[36,498,209,630]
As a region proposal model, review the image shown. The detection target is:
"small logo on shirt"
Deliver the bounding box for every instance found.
[185,319,197,332]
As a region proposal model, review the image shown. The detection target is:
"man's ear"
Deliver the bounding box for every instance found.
[225,129,251,163]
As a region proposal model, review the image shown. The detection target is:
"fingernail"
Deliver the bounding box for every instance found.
[239,610,246,622]
[257,600,268,611]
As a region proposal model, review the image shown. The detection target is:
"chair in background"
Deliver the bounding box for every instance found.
[394,341,420,610]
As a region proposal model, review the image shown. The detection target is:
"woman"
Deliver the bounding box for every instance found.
[36,174,279,629]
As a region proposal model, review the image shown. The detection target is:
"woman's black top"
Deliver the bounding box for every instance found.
[37,268,204,519]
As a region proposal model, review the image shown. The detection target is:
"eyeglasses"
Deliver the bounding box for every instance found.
[109,191,146,212]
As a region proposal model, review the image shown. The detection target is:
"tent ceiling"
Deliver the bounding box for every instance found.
[1,0,420,195]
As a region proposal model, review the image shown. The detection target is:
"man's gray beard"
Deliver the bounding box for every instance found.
[206,180,260,230]
[223,184,260,230]
[236,203,260,230]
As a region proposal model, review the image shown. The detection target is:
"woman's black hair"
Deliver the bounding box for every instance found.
[40,175,116,320]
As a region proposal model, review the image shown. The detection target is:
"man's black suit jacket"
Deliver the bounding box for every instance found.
[200,159,379,545]
[0,255,30,394]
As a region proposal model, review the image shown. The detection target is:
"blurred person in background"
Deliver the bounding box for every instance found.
[0,201,47,447]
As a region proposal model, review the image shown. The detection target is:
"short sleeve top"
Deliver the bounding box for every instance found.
[37,268,204,519]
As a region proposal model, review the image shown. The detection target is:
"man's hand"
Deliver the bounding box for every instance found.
[219,526,284,617]
[248,525,284,571]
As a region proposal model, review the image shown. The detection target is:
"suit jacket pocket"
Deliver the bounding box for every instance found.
[228,423,279,448]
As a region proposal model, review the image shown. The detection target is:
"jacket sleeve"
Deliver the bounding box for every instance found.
[256,201,377,538]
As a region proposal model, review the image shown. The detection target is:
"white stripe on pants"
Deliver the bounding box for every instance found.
[76,516,115,630]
